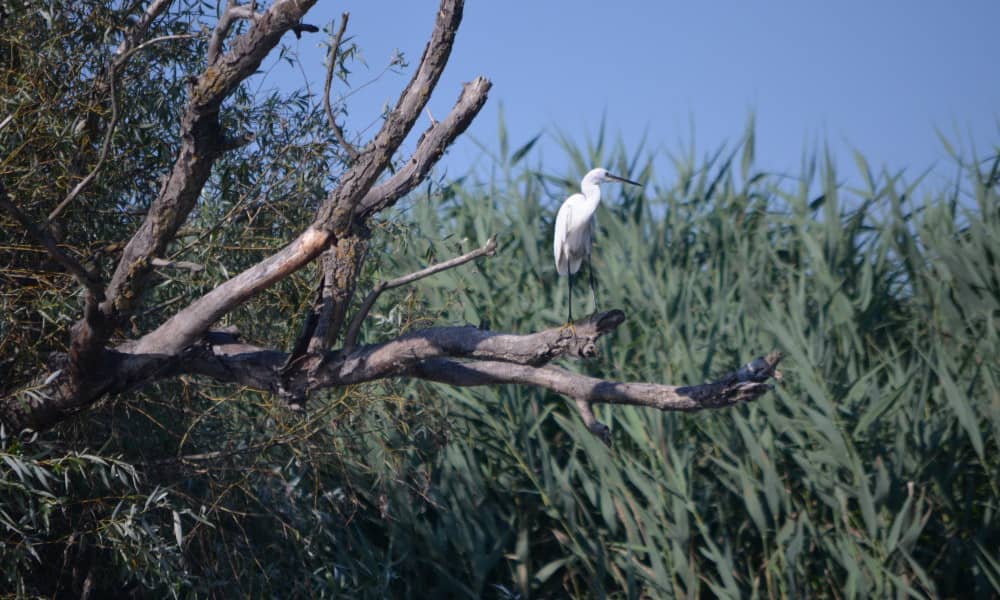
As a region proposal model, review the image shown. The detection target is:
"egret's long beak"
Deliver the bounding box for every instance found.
[607,173,641,186]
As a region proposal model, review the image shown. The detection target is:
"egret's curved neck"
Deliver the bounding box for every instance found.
[580,178,602,212]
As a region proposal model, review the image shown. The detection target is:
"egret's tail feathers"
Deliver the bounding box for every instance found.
[555,256,582,276]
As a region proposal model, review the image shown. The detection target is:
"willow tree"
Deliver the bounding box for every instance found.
[1,1,779,441]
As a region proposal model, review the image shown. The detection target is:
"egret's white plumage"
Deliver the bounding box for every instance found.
[553,167,640,321]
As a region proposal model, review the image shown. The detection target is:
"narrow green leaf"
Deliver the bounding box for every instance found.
[511,134,542,166]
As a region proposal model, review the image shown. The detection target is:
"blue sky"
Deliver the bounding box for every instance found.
[265,1,998,187]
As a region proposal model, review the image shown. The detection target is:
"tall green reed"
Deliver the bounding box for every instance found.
[363,119,999,598]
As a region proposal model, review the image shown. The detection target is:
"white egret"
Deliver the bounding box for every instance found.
[553,167,640,322]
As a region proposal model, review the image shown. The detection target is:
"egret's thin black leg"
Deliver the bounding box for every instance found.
[587,254,599,312]
[567,271,574,323]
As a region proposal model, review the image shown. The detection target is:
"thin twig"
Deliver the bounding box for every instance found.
[323,13,359,162]
[113,0,175,57]
[150,257,204,272]
[48,9,195,222]
[48,61,121,221]
[342,234,497,349]
[0,184,104,297]
[118,33,200,64]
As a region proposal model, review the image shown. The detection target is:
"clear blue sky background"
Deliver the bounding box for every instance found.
[265,1,998,187]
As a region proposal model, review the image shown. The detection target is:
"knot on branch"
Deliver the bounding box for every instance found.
[552,310,625,361]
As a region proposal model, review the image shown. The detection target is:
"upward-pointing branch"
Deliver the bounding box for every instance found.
[314,0,469,233]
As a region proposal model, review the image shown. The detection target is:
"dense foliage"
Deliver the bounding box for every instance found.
[2,2,999,598]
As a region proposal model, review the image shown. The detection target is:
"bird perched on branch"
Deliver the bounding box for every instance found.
[553,167,640,323]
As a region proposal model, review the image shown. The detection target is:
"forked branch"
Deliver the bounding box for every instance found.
[359,77,491,218]
[100,0,319,335]
[208,1,261,66]
[314,0,470,232]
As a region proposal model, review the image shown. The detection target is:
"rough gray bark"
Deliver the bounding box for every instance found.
[0,0,782,440]
[1,311,783,441]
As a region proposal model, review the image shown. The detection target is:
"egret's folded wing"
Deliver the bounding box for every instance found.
[553,200,572,275]
[564,214,592,274]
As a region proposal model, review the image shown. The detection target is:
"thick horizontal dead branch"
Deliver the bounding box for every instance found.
[1,313,780,437]
[405,353,783,412]
[406,352,784,443]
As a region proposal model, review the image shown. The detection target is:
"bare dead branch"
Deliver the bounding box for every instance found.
[277,1,487,389]
[306,233,369,352]
[307,253,341,352]
[0,311,780,435]
[314,0,470,233]
[150,257,204,272]
[131,226,331,355]
[292,23,319,38]
[207,1,260,66]
[323,12,359,161]
[281,275,327,379]
[12,310,627,431]
[280,233,370,408]
[328,310,625,390]
[359,77,491,218]
[574,397,611,445]
[117,33,201,64]
[404,352,785,442]
[343,234,498,349]
[207,1,315,64]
